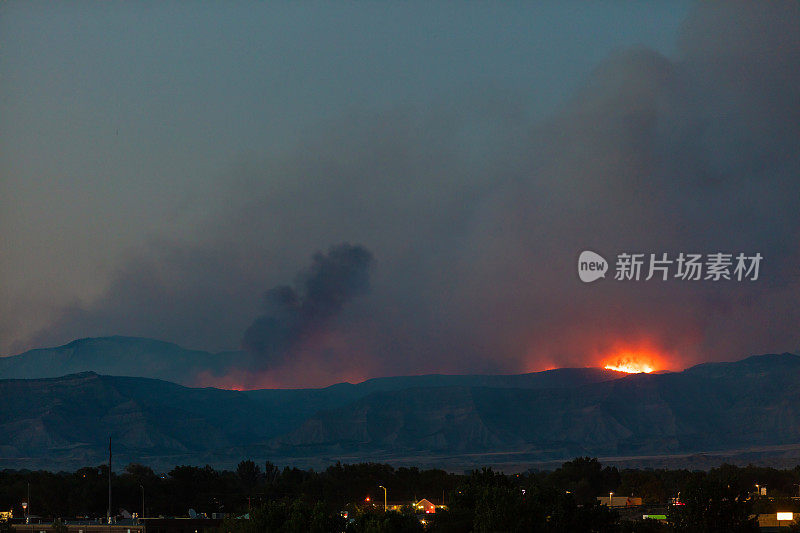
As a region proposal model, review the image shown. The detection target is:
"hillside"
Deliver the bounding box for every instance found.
[0,335,623,392]
[0,336,238,385]
[272,352,800,469]
[2,352,800,471]
[0,372,272,467]
[0,361,625,470]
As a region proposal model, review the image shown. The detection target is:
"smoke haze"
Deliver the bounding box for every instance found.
[1,3,798,386]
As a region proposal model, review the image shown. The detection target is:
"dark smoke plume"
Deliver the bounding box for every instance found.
[241,243,373,368]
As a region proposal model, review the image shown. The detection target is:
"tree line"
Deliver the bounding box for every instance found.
[3,457,800,531]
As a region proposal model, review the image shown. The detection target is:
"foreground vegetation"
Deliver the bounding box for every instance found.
[4,458,800,531]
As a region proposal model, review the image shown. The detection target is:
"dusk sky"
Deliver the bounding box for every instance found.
[1,2,798,387]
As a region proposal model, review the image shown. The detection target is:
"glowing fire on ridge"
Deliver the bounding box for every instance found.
[602,348,662,374]
[604,361,654,374]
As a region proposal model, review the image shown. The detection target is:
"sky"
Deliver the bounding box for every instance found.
[2,2,799,388]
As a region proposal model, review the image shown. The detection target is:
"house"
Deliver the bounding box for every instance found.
[757,512,797,532]
[414,499,437,514]
[597,496,643,508]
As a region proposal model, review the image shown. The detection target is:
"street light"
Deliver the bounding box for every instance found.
[140,485,145,521]
[378,485,387,512]
[609,492,614,506]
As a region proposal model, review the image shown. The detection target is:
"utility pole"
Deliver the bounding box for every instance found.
[107,436,112,524]
[27,482,30,523]
[140,484,145,521]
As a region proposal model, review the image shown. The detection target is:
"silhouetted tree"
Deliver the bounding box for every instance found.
[264,461,280,485]
[668,474,758,533]
[348,509,423,533]
[548,457,620,504]
[237,460,261,497]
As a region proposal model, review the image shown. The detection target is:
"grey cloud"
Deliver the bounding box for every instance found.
[16,3,800,384]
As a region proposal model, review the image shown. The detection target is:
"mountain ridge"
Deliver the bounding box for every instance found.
[1,344,799,472]
[0,335,627,391]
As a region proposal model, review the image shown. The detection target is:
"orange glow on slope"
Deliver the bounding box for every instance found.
[604,361,654,374]
[601,346,667,374]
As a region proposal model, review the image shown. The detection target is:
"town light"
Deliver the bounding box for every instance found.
[378,486,387,512]
[777,512,793,521]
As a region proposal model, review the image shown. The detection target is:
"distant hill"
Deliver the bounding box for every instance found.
[0,344,626,471]
[0,372,269,469]
[0,336,238,385]
[278,352,800,455]
[2,348,800,472]
[0,335,623,391]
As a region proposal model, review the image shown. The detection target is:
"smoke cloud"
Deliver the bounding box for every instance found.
[4,3,799,387]
[241,243,373,369]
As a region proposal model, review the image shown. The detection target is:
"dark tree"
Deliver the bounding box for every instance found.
[237,460,262,496]
[548,457,620,504]
[668,474,759,533]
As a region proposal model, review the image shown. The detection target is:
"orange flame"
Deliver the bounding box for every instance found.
[604,361,654,374]
[601,345,666,374]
